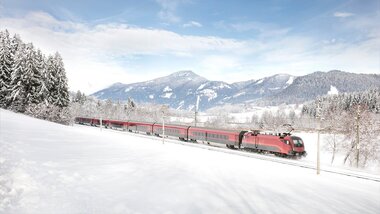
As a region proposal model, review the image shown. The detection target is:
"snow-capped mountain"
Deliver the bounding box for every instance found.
[93,70,238,110]
[264,70,380,105]
[226,74,294,104]
[92,70,380,110]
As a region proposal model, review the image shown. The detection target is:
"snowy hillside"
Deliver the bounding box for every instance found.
[92,70,294,110]
[1,109,380,213]
[267,70,380,105]
[92,70,379,110]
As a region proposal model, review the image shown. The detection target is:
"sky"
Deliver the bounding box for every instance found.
[0,0,379,94]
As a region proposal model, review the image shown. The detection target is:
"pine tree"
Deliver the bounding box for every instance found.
[0,30,14,107]
[8,44,46,112]
[46,52,69,108]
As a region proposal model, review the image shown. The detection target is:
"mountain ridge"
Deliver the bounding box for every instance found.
[92,70,380,110]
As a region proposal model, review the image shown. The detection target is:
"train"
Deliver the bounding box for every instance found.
[75,117,307,157]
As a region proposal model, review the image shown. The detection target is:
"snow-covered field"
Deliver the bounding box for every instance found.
[1,109,379,213]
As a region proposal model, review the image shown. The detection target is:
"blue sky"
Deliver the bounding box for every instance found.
[0,0,379,93]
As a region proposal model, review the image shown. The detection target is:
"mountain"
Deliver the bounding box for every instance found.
[227,74,294,104]
[262,70,380,105]
[93,70,237,110]
[91,70,380,110]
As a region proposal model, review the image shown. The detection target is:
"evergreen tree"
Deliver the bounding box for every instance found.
[0,30,14,107]
[46,52,69,107]
[8,44,46,112]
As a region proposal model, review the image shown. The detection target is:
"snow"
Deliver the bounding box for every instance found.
[124,86,133,92]
[163,86,172,92]
[161,92,173,98]
[212,83,231,89]
[177,100,185,109]
[228,104,303,122]
[1,109,380,213]
[328,85,339,95]
[186,89,194,95]
[197,83,207,90]
[255,78,264,84]
[286,76,294,85]
[233,92,246,98]
[269,87,281,90]
[200,89,217,101]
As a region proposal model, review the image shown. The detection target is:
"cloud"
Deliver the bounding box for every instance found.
[156,0,184,23]
[1,10,378,93]
[0,11,247,93]
[183,21,202,28]
[217,21,290,38]
[333,12,355,18]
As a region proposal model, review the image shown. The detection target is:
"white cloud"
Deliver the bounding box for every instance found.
[217,21,290,38]
[156,0,184,23]
[183,21,202,28]
[1,11,378,93]
[0,11,247,93]
[333,12,354,18]
[232,21,289,35]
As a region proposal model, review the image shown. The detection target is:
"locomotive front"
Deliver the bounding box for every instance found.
[287,136,307,156]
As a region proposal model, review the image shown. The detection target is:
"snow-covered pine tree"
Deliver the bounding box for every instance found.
[46,52,69,108]
[73,90,86,104]
[8,43,47,112]
[0,30,14,107]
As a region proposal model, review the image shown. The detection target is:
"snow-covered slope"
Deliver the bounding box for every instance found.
[92,71,294,110]
[226,74,293,104]
[1,109,379,213]
[92,70,379,109]
[267,70,380,104]
[92,70,241,110]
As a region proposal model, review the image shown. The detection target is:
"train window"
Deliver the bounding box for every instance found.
[292,137,304,147]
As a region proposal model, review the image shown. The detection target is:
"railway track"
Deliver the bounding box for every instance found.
[76,124,380,183]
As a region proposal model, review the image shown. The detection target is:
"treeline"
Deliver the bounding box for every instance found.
[71,90,196,125]
[300,88,380,167]
[0,29,70,123]
[302,88,380,116]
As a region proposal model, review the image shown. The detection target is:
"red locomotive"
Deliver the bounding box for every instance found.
[75,117,306,157]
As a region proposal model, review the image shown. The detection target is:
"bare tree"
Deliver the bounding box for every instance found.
[341,105,379,167]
